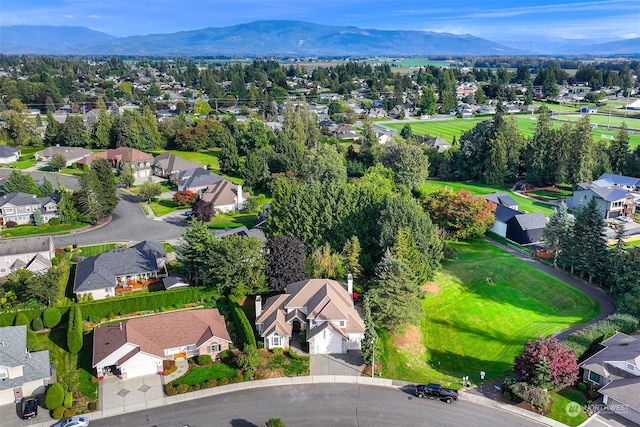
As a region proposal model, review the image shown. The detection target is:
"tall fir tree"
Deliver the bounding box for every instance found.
[608,122,630,175]
[542,201,574,267]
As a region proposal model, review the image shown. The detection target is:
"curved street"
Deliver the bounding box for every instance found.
[89,384,546,427]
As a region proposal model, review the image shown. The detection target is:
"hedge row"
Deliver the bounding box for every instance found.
[0,307,71,327]
[80,287,202,320]
[563,313,640,359]
[286,349,310,362]
[228,298,256,350]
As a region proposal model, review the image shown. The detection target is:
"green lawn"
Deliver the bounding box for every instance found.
[265,354,309,376]
[77,244,116,257]
[553,113,640,131]
[148,199,180,217]
[172,362,238,386]
[415,179,558,216]
[547,387,588,426]
[32,329,98,402]
[379,239,599,386]
[1,221,89,237]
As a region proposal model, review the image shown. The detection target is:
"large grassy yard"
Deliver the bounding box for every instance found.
[379,239,599,387]
[416,179,558,216]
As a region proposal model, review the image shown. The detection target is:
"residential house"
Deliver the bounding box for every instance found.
[366,108,388,119]
[579,332,640,425]
[73,241,168,300]
[151,153,201,178]
[0,192,59,225]
[255,278,365,354]
[566,183,636,219]
[211,225,266,243]
[173,167,224,193]
[76,147,153,179]
[34,146,92,167]
[482,193,547,245]
[0,326,52,405]
[593,173,640,192]
[425,136,451,153]
[0,236,54,277]
[92,309,231,380]
[200,181,248,213]
[0,146,21,164]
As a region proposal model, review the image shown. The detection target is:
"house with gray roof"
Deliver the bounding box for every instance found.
[566,182,635,219]
[255,278,364,354]
[0,325,52,405]
[172,167,224,193]
[580,332,640,425]
[34,145,92,167]
[200,181,248,213]
[74,241,167,300]
[594,173,640,192]
[0,146,21,164]
[0,236,54,277]
[481,194,547,244]
[0,192,59,225]
[211,225,266,243]
[151,152,201,178]
[425,136,452,153]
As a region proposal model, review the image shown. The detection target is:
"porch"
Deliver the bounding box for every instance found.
[114,278,162,295]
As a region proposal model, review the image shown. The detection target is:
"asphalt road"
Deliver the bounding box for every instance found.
[90,384,544,427]
[53,192,186,247]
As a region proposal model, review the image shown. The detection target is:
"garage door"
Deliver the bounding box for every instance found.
[122,362,159,379]
[316,329,344,354]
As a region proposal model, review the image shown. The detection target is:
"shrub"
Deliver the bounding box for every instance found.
[26,329,37,351]
[196,354,212,366]
[63,392,73,408]
[175,384,191,394]
[88,401,98,411]
[52,406,66,419]
[67,305,83,354]
[510,382,550,411]
[14,312,29,326]
[48,218,60,226]
[219,349,234,362]
[228,297,256,350]
[164,384,177,396]
[286,350,310,361]
[63,408,77,417]
[244,369,254,380]
[272,347,284,355]
[563,313,640,359]
[266,418,287,427]
[31,316,44,331]
[207,378,218,388]
[577,382,587,392]
[43,307,62,328]
[235,346,259,371]
[5,221,17,228]
[45,383,65,410]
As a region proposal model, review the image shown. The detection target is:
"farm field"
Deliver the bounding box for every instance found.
[378,239,599,387]
[384,115,640,150]
[415,179,558,216]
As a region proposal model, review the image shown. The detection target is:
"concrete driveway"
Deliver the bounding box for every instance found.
[0,397,54,427]
[310,351,364,376]
[99,374,164,417]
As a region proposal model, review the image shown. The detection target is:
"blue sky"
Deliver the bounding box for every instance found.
[1,0,638,41]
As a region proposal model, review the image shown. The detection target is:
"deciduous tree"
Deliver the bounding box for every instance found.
[422,189,496,240]
[513,337,578,389]
[192,198,215,222]
[264,235,306,292]
[137,177,162,202]
[49,152,67,171]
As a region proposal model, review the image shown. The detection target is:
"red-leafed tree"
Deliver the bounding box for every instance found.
[421,189,496,240]
[513,337,578,389]
[173,190,199,206]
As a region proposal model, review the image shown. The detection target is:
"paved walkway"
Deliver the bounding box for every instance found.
[161,357,189,384]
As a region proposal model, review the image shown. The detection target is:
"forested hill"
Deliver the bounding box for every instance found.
[1,21,515,56]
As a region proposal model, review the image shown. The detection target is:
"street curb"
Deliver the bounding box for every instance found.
[29,376,566,427]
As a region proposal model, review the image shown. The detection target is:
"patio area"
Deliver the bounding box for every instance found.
[115,278,162,295]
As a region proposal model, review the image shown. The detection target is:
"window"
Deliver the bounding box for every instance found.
[588,371,601,384]
[210,343,221,352]
[272,336,280,346]
[338,320,345,327]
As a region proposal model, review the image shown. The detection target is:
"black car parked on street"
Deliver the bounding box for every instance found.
[415,383,459,404]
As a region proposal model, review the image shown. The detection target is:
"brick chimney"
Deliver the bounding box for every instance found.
[255,295,262,317]
[347,274,353,297]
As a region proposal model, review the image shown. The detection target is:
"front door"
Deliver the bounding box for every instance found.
[13,387,23,403]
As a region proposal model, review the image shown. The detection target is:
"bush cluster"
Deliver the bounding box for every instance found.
[228,298,256,350]
[45,383,64,410]
[272,347,284,355]
[52,406,65,419]
[563,313,640,359]
[196,354,212,365]
[31,316,44,331]
[286,349,310,361]
[164,371,247,396]
[42,307,62,328]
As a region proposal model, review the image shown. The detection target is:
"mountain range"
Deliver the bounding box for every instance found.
[0,20,638,56]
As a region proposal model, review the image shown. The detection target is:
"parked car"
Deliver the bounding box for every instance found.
[415,383,459,403]
[20,396,38,419]
[183,210,194,217]
[53,416,90,427]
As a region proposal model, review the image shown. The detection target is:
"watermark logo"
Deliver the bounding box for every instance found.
[566,401,582,417]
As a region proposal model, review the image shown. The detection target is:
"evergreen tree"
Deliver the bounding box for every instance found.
[219,135,239,175]
[177,221,216,284]
[524,109,555,186]
[264,235,306,292]
[360,118,377,151]
[32,209,43,226]
[361,293,379,365]
[567,116,595,184]
[341,236,362,280]
[608,122,630,175]
[57,188,78,224]
[39,176,55,197]
[417,87,437,115]
[242,151,268,192]
[2,170,39,194]
[368,250,422,330]
[57,115,86,146]
[568,198,608,284]
[66,305,83,354]
[92,110,112,148]
[542,201,574,267]
[44,111,59,146]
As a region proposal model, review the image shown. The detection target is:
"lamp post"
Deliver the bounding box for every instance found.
[371,339,375,378]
